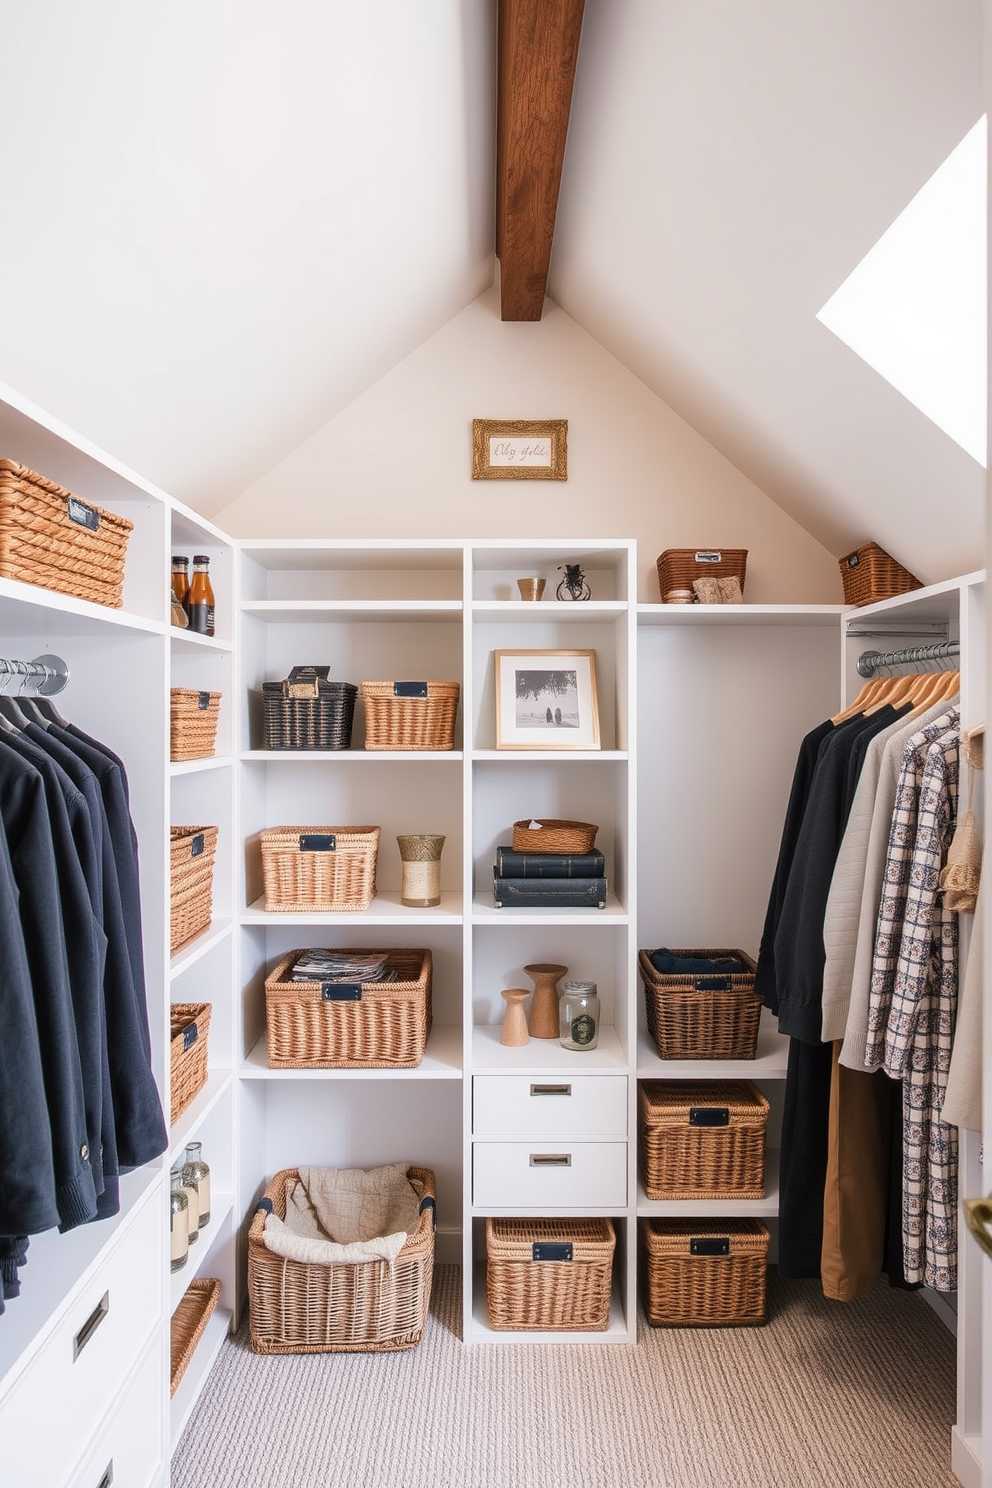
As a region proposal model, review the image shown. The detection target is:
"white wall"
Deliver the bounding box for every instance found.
[218,289,842,605]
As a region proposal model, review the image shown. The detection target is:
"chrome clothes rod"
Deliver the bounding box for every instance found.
[0,653,70,695]
[857,641,960,678]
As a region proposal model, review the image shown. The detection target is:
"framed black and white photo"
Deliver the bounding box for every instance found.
[494,648,600,750]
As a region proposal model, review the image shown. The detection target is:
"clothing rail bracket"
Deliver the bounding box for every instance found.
[0,653,70,696]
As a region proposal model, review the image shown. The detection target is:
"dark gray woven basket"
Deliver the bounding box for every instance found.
[262,680,358,750]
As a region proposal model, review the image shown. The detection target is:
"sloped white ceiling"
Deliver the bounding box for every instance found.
[550,0,986,583]
[0,1,984,582]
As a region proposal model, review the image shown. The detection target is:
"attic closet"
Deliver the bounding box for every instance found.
[0,386,985,1488]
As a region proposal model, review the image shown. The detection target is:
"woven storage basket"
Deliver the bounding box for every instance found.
[260,826,380,912]
[0,459,133,608]
[262,672,357,750]
[486,1217,615,1332]
[264,948,432,1068]
[170,1278,221,1396]
[170,826,218,954]
[640,1217,770,1327]
[170,688,221,762]
[169,1001,212,1125]
[839,542,923,608]
[248,1166,436,1354]
[657,549,747,603]
[361,680,459,751]
[639,948,761,1061]
[638,1081,769,1200]
[511,819,598,854]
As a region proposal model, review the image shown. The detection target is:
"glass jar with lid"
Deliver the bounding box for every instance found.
[558,980,601,1051]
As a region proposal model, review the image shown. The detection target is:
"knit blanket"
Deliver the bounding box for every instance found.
[263,1163,421,1267]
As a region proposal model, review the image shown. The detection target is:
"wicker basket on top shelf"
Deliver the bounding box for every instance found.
[0,458,133,608]
[839,542,923,608]
[656,549,747,603]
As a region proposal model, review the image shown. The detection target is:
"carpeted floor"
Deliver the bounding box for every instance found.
[172,1265,959,1488]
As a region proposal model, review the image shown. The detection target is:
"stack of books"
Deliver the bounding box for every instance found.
[492,843,608,909]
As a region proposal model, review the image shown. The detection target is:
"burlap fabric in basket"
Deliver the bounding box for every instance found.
[361,680,459,750]
[247,1165,436,1354]
[638,1081,769,1200]
[0,459,133,608]
[171,1278,221,1395]
[170,827,218,954]
[260,826,380,912]
[170,689,221,762]
[640,1217,770,1327]
[486,1217,615,1331]
[264,948,432,1068]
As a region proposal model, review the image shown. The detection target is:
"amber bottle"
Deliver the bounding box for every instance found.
[187,554,215,636]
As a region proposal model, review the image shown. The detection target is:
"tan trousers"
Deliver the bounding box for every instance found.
[820,1040,893,1301]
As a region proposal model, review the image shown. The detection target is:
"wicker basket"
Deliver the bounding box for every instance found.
[170,689,221,762]
[264,948,432,1068]
[260,825,380,912]
[639,948,761,1061]
[262,671,357,750]
[486,1217,615,1332]
[839,542,923,608]
[170,1278,222,1396]
[640,1217,770,1327]
[638,1081,769,1200]
[248,1166,436,1354]
[511,819,598,854]
[169,1001,212,1125]
[657,549,748,603]
[361,680,459,751]
[0,459,133,608]
[170,826,218,954]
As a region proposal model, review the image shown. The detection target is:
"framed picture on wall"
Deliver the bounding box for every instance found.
[472,419,567,480]
[494,648,600,749]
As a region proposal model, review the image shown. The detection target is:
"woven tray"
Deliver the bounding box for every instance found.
[511,818,598,854]
[639,948,761,1061]
[260,825,380,912]
[361,680,459,751]
[169,1001,212,1125]
[640,1217,770,1327]
[170,826,218,954]
[0,459,133,608]
[486,1217,615,1332]
[264,948,432,1068]
[638,1081,769,1200]
[170,689,221,762]
[171,1277,222,1395]
[657,549,747,603]
[248,1166,436,1354]
[839,542,923,608]
[262,675,357,750]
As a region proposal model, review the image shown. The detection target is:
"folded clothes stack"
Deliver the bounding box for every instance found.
[290,950,393,983]
[648,949,751,976]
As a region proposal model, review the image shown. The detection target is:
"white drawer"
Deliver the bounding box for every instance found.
[473,1141,627,1207]
[0,1189,164,1488]
[67,1334,164,1488]
[473,1074,627,1138]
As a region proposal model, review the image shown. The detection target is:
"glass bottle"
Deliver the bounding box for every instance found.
[180,1160,200,1244]
[559,979,601,1051]
[171,554,190,612]
[187,554,215,637]
[183,1141,211,1228]
[170,1168,189,1272]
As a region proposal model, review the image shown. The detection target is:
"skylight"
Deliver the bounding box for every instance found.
[816,116,986,467]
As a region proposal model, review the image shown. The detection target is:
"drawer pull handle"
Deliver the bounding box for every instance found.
[530,1083,572,1097]
[73,1290,110,1360]
[95,1461,114,1488]
[529,1153,571,1167]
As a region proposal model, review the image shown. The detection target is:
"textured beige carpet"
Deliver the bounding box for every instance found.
[172,1265,959,1488]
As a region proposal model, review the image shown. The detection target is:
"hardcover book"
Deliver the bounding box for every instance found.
[492,873,608,909]
[493,845,606,879]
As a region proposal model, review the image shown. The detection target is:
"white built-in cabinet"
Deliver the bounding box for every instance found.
[0,381,986,1485]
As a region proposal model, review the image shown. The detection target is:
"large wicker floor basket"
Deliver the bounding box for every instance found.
[248,1166,436,1354]
[0,459,133,608]
[486,1217,615,1332]
[260,825,380,912]
[640,1217,770,1327]
[639,948,761,1061]
[264,948,432,1068]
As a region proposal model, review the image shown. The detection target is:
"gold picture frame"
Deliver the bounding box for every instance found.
[472,419,567,480]
[494,649,600,750]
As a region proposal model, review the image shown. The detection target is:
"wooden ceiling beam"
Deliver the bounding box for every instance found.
[496,0,586,322]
